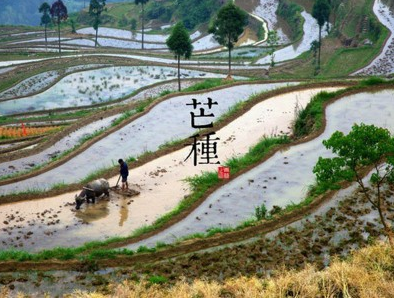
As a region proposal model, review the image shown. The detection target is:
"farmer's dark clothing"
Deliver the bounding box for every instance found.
[120,162,129,181]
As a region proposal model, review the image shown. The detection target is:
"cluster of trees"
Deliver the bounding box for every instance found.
[38,0,68,54]
[38,0,148,52]
[36,0,250,90]
[37,1,248,89]
[166,2,248,90]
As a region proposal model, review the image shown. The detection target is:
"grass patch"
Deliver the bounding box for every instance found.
[183,78,231,92]
[321,26,387,77]
[293,79,394,138]
[148,275,168,285]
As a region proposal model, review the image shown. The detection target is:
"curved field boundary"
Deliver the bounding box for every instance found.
[0,65,110,102]
[0,136,44,155]
[0,78,292,163]
[0,81,352,205]
[0,153,377,273]
[97,85,388,252]
[0,85,388,272]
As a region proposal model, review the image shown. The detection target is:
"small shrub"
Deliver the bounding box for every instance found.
[148,275,168,285]
[270,205,282,216]
[255,203,267,220]
[159,89,172,96]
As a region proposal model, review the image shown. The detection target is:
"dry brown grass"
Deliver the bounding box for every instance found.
[37,243,394,298]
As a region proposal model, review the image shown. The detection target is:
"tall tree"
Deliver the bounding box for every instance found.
[209,2,248,77]
[89,0,106,47]
[50,0,68,55]
[312,0,330,71]
[39,2,51,49]
[267,30,279,67]
[135,0,149,49]
[166,22,193,91]
[313,123,394,246]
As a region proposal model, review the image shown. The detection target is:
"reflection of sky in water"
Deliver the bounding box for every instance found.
[0,66,231,116]
[0,83,295,195]
[124,90,394,249]
[256,11,328,64]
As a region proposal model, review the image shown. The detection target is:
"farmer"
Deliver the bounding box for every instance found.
[118,159,129,191]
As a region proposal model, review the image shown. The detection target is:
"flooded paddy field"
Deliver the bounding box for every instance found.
[0,86,337,252]
[77,27,202,42]
[124,89,394,250]
[256,11,328,65]
[252,0,290,44]
[0,82,296,195]
[0,66,236,115]
[0,115,119,177]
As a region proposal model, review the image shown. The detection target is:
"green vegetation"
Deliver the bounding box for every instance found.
[267,30,279,66]
[314,123,394,246]
[38,2,51,47]
[89,0,106,47]
[0,129,289,261]
[174,0,220,30]
[293,89,341,137]
[255,203,267,220]
[50,0,68,55]
[0,110,94,125]
[277,0,304,41]
[135,0,150,49]
[183,78,231,92]
[166,22,193,91]
[209,2,248,76]
[293,78,394,137]
[148,275,168,285]
[3,81,394,262]
[312,0,331,71]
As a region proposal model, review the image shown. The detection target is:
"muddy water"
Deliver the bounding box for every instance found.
[0,115,119,177]
[0,66,234,115]
[124,89,394,250]
[0,83,320,252]
[0,83,296,195]
[255,11,328,65]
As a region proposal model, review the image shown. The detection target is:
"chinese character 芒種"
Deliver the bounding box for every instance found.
[184,132,221,166]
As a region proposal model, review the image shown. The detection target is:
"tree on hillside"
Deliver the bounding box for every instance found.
[312,0,330,72]
[130,18,137,38]
[313,123,394,246]
[50,0,68,55]
[39,2,51,49]
[209,2,248,78]
[89,0,106,47]
[267,30,279,67]
[166,22,193,91]
[135,0,150,49]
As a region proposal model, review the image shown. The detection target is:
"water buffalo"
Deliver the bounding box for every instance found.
[75,178,110,210]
